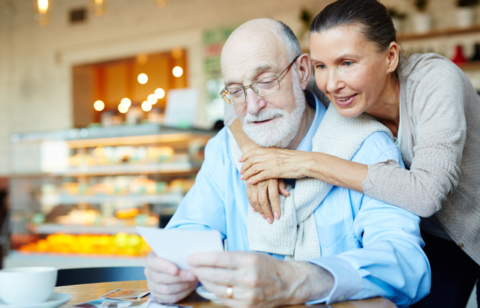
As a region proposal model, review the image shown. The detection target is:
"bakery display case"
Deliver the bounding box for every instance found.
[9,124,214,259]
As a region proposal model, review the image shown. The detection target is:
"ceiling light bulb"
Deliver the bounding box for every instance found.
[147,94,158,104]
[120,98,131,108]
[154,88,165,99]
[142,101,152,112]
[94,100,105,111]
[38,0,49,13]
[138,73,148,84]
[172,66,183,77]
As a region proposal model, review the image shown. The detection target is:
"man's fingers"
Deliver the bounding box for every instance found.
[268,180,281,220]
[257,182,273,223]
[146,251,179,275]
[278,179,290,197]
[146,268,196,284]
[192,267,239,286]
[151,281,197,296]
[188,251,251,269]
[247,184,264,216]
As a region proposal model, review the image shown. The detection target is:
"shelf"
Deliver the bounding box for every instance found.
[11,162,201,177]
[50,192,184,205]
[398,24,480,41]
[32,224,144,235]
[457,62,480,71]
[66,133,211,149]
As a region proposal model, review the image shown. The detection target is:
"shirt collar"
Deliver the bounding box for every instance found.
[296,89,327,152]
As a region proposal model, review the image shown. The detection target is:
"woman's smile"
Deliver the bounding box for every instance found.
[333,93,358,107]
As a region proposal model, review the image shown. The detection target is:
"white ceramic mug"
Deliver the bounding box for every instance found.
[0,267,57,305]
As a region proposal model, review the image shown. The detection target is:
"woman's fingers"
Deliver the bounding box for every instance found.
[239,147,269,163]
[267,180,280,220]
[257,181,273,223]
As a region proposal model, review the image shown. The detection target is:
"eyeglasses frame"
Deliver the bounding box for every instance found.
[220,55,301,105]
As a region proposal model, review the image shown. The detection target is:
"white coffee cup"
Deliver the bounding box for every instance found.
[0,267,57,305]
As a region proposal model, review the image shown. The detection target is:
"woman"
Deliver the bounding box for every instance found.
[224,0,480,307]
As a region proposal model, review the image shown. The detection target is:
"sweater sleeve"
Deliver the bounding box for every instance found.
[362,60,467,217]
[223,101,237,127]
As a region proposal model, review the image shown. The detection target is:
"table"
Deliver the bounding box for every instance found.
[55,280,396,308]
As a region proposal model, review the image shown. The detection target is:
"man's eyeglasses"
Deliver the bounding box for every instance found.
[220,55,301,105]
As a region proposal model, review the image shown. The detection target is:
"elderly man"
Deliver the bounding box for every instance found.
[145,19,430,307]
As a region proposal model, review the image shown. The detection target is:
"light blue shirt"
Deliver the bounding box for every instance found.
[167,91,431,307]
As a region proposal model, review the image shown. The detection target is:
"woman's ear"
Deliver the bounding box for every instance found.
[386,42,400,74]
[295,54,312,90]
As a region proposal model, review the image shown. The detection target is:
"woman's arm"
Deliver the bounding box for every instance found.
[240,148,367,192]
[229,119,259,153]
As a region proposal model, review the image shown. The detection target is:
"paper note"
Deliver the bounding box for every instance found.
[136,227,223,270]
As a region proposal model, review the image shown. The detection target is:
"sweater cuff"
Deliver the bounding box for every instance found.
[362,159,399,193]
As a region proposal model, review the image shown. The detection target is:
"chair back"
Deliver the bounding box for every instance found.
[56,266,146,286]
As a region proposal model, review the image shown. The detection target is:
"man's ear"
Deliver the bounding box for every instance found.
[295,54,312,90]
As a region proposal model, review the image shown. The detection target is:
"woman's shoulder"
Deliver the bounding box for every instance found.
[400,53,464,82]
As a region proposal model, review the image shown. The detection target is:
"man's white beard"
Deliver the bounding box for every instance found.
[242,74,306,148]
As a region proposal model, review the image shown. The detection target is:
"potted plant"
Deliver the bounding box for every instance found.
[388,7,407,33]
[298,8,313,51]
[412,0,431,33]
[456,0,479,28]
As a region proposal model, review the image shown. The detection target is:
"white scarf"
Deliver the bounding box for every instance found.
[228,104,392,260]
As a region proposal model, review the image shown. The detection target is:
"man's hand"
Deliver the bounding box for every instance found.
[246,179,290,223]
[188,251,334,308]
[145,251,198,304]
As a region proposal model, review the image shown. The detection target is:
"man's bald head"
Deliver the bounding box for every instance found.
[221,19,301,73]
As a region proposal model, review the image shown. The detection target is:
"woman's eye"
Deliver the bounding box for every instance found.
[316,64,326,69]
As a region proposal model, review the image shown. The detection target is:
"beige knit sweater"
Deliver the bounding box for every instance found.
[362,53,480,265]
[223,53,480,265]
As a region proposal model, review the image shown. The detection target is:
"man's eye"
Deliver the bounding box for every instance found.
[343,61,353,67]
[228,89,243,97]
[258,79,275,85]
[316,64,326,69]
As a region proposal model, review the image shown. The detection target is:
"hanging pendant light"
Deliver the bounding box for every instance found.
[89,0,106,17]
[35,0,49,26]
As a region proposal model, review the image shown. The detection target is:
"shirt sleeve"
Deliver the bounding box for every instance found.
[362,58,468,217]
[166,131,228,239]
[223,101,237,127]
[307,132,431,307]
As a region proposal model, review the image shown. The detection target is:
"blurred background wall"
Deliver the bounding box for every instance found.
[2,0,480,175]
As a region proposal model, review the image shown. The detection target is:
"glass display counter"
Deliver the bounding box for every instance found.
[9,124,215,259]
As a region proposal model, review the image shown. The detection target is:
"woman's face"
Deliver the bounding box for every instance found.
[310,25,396,118]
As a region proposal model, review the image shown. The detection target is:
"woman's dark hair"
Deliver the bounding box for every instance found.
[310,0,397,52]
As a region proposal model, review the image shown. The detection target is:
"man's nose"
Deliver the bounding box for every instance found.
[245,88,266,115]
[326,70,345,94]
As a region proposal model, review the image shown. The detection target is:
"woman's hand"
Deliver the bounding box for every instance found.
[246,179,290,223]
[240,148,313,185]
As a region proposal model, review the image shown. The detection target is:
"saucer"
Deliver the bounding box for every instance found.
[196,286,223,304]
[0,292,71,308]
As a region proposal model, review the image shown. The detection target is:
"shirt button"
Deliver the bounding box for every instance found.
[459,243,464,248]
[338,295,345,301]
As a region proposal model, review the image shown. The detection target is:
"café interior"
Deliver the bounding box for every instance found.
[1,0,480,307]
